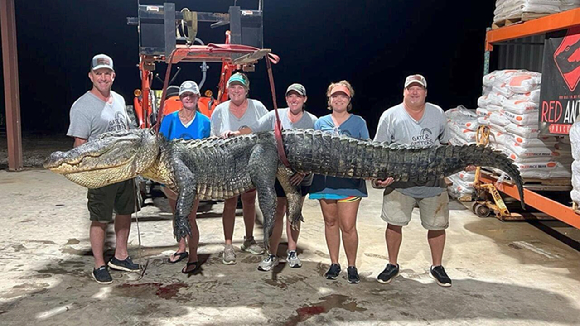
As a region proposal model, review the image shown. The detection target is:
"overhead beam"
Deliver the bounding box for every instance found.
[0,0,23,171]
[485,8,580,51]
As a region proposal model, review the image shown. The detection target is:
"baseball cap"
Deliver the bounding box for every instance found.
[179,80,200,96]
[329,84,351,97]
[91,54,114,71]
[285,83,306,96]
[227,72,249,89]
[404,74,427,88]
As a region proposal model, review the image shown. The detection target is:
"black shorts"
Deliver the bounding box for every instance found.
[87,179,137,222]
[275,179,310,198]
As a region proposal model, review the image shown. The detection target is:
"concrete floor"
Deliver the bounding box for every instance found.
[1,169,580,325]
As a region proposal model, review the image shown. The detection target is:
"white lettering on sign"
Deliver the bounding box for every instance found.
[563,100,580,124]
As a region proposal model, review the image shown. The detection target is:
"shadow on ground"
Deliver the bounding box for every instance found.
[1,246,579,325]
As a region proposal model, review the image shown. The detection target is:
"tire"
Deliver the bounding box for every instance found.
[475,204,491,218]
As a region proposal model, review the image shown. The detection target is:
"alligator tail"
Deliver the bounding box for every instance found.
[282,130,524,209]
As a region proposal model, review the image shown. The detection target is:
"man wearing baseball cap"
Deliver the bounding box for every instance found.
[373,74,454,287]
[67,54,140,284]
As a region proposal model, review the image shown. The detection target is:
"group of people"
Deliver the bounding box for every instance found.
[68,54,454,288]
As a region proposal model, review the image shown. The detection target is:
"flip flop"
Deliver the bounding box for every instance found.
[182,261,200,274]
[168,251,188,264]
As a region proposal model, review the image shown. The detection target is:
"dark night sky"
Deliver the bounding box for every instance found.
[0,0,495,137]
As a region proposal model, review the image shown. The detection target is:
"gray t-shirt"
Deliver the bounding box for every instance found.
[250,108,318,186]
[210,99,268,136]
[374,102,449,198]
[249,108,318,132]
[67,91,130,141]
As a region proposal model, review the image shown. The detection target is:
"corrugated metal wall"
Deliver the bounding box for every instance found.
[496,34,545,72]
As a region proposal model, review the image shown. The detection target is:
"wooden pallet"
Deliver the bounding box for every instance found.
[522,177,571,186]
[481,169,571,191]
[453,194,473,202]
[492,12,549,29]
[521,177,572,191]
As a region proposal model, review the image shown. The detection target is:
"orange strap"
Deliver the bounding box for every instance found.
[265,57,290,168]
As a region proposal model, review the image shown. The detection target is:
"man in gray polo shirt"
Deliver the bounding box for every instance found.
[373,74,453,287]
[67,54,140,284]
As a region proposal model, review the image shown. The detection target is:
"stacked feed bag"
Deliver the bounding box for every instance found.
[570,122,580,205]
[446,106,478,199]
[446,105,479,146]
[494,0,562,24]
[561,0,580,11]
[479,70,571,179]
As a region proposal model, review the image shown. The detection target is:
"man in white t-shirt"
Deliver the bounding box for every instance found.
[373,74,453,287]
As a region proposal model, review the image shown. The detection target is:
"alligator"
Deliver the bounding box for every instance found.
[44,128,524,248]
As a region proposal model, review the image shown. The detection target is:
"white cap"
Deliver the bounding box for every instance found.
[179,80,200,96]
[404,74,427,88]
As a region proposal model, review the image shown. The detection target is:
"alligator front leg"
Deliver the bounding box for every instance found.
[248,144,278,250]
[172,159,198,241]
[276,166,303,230]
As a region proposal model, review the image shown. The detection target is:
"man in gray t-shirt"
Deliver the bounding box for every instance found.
[67,54,139,284]
[373,74,453,287]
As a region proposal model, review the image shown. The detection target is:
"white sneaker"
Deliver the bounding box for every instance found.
[241,236,264,255]
[257,254,279,271]
[286,250,302,268]
[222,244,236,265]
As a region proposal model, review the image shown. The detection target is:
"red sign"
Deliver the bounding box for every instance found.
[540,27,580,135]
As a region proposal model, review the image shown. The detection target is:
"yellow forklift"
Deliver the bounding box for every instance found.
[470,125,512,218]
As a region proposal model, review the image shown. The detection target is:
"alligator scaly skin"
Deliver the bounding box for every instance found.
[45,129,525,245]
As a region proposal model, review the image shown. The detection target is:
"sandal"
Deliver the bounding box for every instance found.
[182,261,200,274]
[168,251,188,264]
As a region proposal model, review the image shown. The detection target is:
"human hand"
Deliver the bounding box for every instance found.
[290,172,305,186]
[221,130,239,138]
[465,165,477,172]
[373,177,394,188]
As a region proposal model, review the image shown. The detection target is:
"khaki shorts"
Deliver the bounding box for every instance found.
[87,179,137,222]
[381,190,449,230]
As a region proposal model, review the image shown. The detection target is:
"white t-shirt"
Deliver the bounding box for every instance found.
[210,99,268,136]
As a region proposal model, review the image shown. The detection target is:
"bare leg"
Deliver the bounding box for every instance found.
[186,199,201,265]
[428,230,446,266]
[241,190,257,239]
[222,196,238,245]
[90,221,107,268]
[269,197,286,255]
[337,200,360,267]
[114,214,132,260]
[386,224,403,265]
[320,199,340,264]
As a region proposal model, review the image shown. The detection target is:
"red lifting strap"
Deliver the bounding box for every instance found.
[265,57,290,168]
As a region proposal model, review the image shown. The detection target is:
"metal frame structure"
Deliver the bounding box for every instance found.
[482,8,580,228]
[483,8,580,75]
[128,1,273,128]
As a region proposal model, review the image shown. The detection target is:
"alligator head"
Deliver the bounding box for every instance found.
[44,129,161,188]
